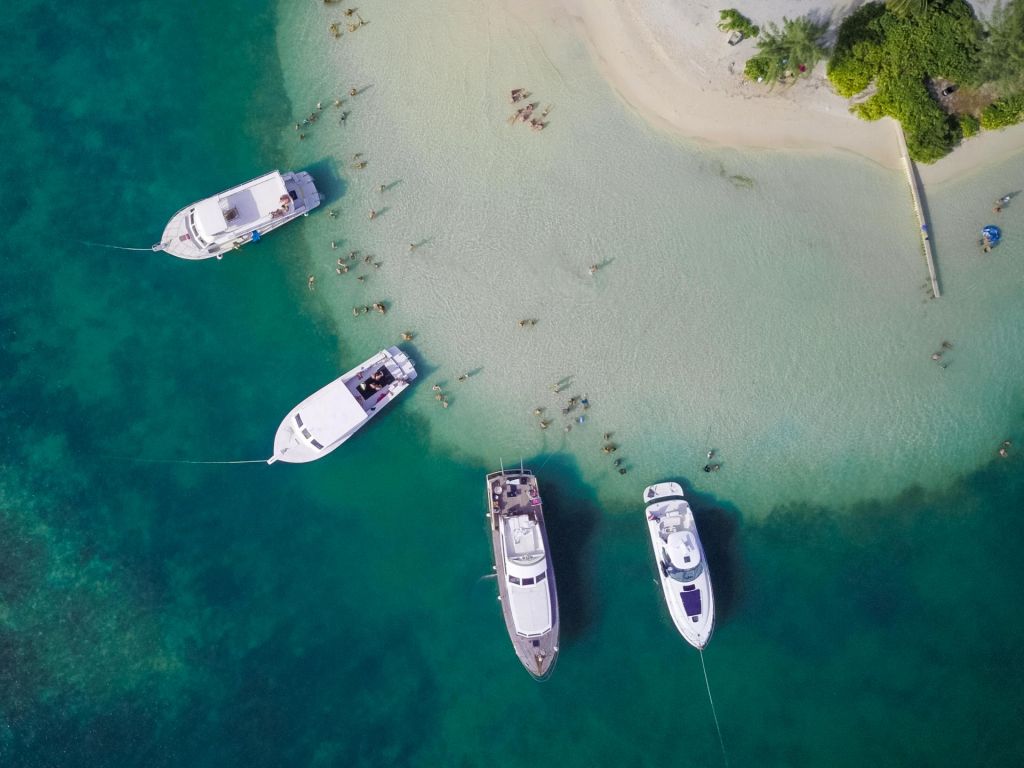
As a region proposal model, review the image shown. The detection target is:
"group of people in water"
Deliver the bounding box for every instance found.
[327,6,366,37]
[508,88,550,132]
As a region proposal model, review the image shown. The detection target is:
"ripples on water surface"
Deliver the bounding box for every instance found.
[0,0,1022,766]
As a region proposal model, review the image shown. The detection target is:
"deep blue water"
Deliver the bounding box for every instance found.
[1,1,1023,766]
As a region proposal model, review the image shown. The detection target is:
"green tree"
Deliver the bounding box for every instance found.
[888,0,931,17]
[745,16,828,84]
[979,0,1024,93]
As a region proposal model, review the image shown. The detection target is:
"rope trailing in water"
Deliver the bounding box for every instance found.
[78,240,155,252]
[114,456,267,465]
[700,649,729,768]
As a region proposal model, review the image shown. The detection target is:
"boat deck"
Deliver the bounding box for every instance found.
[486,469,560,680]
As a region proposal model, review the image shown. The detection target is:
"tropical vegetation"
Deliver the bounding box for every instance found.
[718,9,759,39]
[825,0,1024,162]
[743,16,828,84]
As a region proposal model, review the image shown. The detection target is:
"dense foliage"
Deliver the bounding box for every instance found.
[980,93,1024,128]
[826,0,983,161]
[979,0,1024,93]
[719,9,759,38]
[744,16,828,84]
[959,113,980,137]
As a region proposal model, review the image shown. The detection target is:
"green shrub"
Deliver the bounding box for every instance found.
[744,56,771,81]
[719,9,759,38]
[827,0,985,161]
[959,113,980,137]
[980,93,1024,129]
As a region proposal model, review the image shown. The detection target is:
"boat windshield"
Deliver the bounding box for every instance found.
[664,556,704,582]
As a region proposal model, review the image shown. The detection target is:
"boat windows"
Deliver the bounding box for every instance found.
[536,571,546,582]
[301,428,312,439]
[522,577,535,586]
[662,552,704,582]
[295,414,303,427]
[311,439,324,450]
[509,575,521,585]
[289,189,298,201]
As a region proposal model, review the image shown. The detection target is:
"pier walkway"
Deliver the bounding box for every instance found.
[896,123,941,298]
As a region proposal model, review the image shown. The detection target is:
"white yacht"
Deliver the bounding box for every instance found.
[486,468,559,680]
[643,482,715,649]
[267,347,416,464]
[153,170,320,259]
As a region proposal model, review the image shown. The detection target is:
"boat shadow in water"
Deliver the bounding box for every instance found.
[671,480,745,625]
[302,157,348,208]
[532,453,601,642]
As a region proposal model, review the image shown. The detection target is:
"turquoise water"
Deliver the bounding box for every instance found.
[1,1,1023,766]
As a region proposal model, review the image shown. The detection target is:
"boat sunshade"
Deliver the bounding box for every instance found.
[681,589,702,617]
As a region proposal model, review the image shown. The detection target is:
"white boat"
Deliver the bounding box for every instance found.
[153,170,320,259]
[267,347,416,464]
[643,482,715,649]
[486,468,559,680]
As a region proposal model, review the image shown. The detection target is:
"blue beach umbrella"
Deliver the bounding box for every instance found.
[982,225,1001,246]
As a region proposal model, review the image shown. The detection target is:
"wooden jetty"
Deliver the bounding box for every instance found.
[896,123,941,298]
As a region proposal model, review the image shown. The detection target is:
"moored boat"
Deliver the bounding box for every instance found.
[267,347,416,464]
[153,170,320,260]
[486,468,559,679]
[643,482,715,649]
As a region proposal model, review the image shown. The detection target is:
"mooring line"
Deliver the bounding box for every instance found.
[79,240,155,252]
[700,648,729,767]
[110,456,267,465]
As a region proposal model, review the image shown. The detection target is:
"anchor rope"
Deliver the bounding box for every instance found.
[107,456,267,465]
[78,240,155,252]
[700,648,729,768]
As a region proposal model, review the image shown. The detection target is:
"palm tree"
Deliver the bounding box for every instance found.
[887,0,930,17]
[747,16,828,83]
[980,0,1024,92]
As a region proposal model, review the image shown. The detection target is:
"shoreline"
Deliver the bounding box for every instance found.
[514,0,1024,184]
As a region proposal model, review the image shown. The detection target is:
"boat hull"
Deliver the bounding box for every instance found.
[268,347,416,464]
[155,170,320,260]
[643,483,716,649]
[486,469,560,680]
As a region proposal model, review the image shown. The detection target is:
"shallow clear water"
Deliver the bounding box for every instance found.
[1,1,1023,766]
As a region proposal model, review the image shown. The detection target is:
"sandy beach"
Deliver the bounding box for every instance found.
[511,0,1024,183]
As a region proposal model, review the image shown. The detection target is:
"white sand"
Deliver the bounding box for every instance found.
[276,0,1024,514]
[517,0,1024,183]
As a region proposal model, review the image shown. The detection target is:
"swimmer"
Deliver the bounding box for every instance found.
[432,384,441,392]
[331,241,337,249]
[369,209,377,220]
[349,87,358,96]
[307,275,316,291]
[533,408,543,416]
[458,373,469,382]
[618,467,627,475]
[401,332,413,341]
